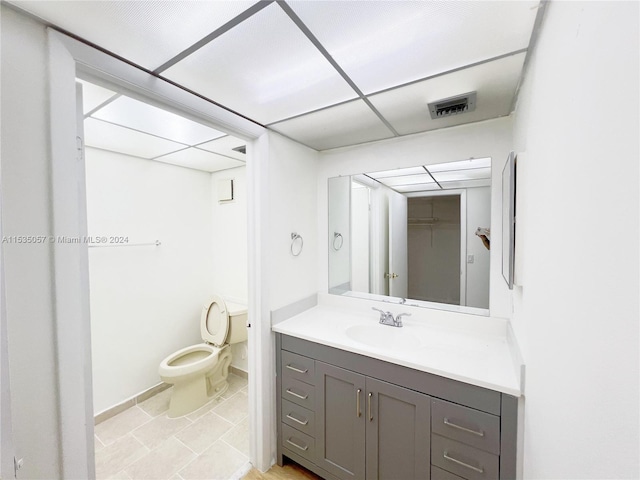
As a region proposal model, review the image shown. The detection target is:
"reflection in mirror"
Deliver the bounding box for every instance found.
[328,158,491,315]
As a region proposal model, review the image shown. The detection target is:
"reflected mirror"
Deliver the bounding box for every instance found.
[328,158,492,315]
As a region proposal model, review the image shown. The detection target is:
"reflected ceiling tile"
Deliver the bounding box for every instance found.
[269,100,394,151]
[288,1,537,94]
[439,179,491,190]
[92,95,225,145]
[430,167,491,182]
[198,136,248,161]
[369,167,427,178]
[12,1,254,69]
[369,53,526,135]
[427,157,491,172]
[395,184,441,193]
[163,4,357,125]
[379,174,436,187]
[77,79,117,114]
[154,148,245,173]
[84,118,184,159]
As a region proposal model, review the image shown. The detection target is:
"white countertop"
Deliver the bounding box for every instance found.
[272,294,523,396]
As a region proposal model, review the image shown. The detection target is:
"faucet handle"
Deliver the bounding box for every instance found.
[395,312,411,326]
[371,307,389,322]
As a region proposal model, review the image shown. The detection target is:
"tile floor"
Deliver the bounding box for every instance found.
[94,374,249,480]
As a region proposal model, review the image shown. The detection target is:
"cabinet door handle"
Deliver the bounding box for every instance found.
[285,413,309,426]
[285,388,308,400]
[356,388,361,417]
[443,452,484,473]
[368,392,373,421]
[285,364,308,374]
[444,418,485,437]
[286,438,309,452]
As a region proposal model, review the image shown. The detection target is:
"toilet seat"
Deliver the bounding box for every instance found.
[158,343,220,378]
[201,294,229,347]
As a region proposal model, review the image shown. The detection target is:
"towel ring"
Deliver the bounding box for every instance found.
[333,232,344,251]
[291,233,303,257]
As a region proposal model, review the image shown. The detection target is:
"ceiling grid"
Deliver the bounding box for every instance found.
[10,0,542,155]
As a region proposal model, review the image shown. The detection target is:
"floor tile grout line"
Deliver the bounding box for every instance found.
[172,434,202,457]
[219,438,250,459]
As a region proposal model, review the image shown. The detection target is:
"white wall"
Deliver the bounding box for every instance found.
[328,176,351,292]
[350,183,370,292]
[318,118,513,317]
[0,6,63,477]
[466,187,490,308]
[268,132,319,311]
[86,148,214,414]
[210,166,249,371]
[511,2,639,478]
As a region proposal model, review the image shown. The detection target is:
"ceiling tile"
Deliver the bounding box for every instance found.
[427,157,492,172]
[198,136,249,161]
[154,148,245,173]
[269,100,394,151]
[368,53,526,135]
[438,179,491,189]
[369,167,427,178]
[92,95,225,145]
[163,3,358,125]
[395,184,441,193]
[77,79,117,114]
[288,0,538,94]
[430,167,491,183]
[378,174,436,188]
[84,118,184,159]
[12,0,254,70]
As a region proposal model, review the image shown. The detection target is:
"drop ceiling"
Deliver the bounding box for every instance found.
[13,0,541,152]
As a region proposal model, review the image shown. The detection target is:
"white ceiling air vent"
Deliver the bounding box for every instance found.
[428,92,477,120]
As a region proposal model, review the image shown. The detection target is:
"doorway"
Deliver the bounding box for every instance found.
[407,195,462,305]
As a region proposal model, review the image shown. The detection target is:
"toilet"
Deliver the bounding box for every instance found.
[158,295,248,418]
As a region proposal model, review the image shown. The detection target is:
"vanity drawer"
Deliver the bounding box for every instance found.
[282,350,315,385]
[432,434,499,480]
[282,375,315,410]
[282,399,315,437]
[432,465,466,480]
[432,399,500,454]
[282,423,315,463]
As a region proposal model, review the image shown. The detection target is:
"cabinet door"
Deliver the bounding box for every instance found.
[366,377,430,480]
[316,361,366,480]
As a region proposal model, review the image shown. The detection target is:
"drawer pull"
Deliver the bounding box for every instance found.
[285,364,308,374]
[285,388,308,400]
[444,418,485,437]
[356,388,362,417]
[285,413,309,426]
[286,438,309,452]
[443,451,484,474]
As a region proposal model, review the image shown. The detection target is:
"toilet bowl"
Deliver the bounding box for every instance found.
[159,295,247,418]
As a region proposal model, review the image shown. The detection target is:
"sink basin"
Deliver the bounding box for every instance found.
[345,324,422,350]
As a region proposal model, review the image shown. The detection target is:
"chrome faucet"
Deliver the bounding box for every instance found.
[372,307,411,327]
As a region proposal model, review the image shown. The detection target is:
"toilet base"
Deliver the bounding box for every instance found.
[165,346,232,418]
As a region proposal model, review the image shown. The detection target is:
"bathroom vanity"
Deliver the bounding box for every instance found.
[272,296,523,480]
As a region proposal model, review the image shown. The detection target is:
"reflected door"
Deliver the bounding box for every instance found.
[388,191,408,298]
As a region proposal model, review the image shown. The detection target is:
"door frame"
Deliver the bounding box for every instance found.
[405,189,467,305]
[46,29,270,477]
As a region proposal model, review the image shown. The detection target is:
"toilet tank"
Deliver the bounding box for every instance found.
[225,301,248,344]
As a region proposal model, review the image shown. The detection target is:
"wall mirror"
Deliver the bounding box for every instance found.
[328,157,492,315]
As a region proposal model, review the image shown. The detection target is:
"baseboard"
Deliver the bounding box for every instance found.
[94,382,171,425]
[230,365,248,379]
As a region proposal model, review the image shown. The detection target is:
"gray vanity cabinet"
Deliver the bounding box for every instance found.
[315,362,431,480]
[315,362,366,480]
[365,377,431,480]
[276,334,518,480]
